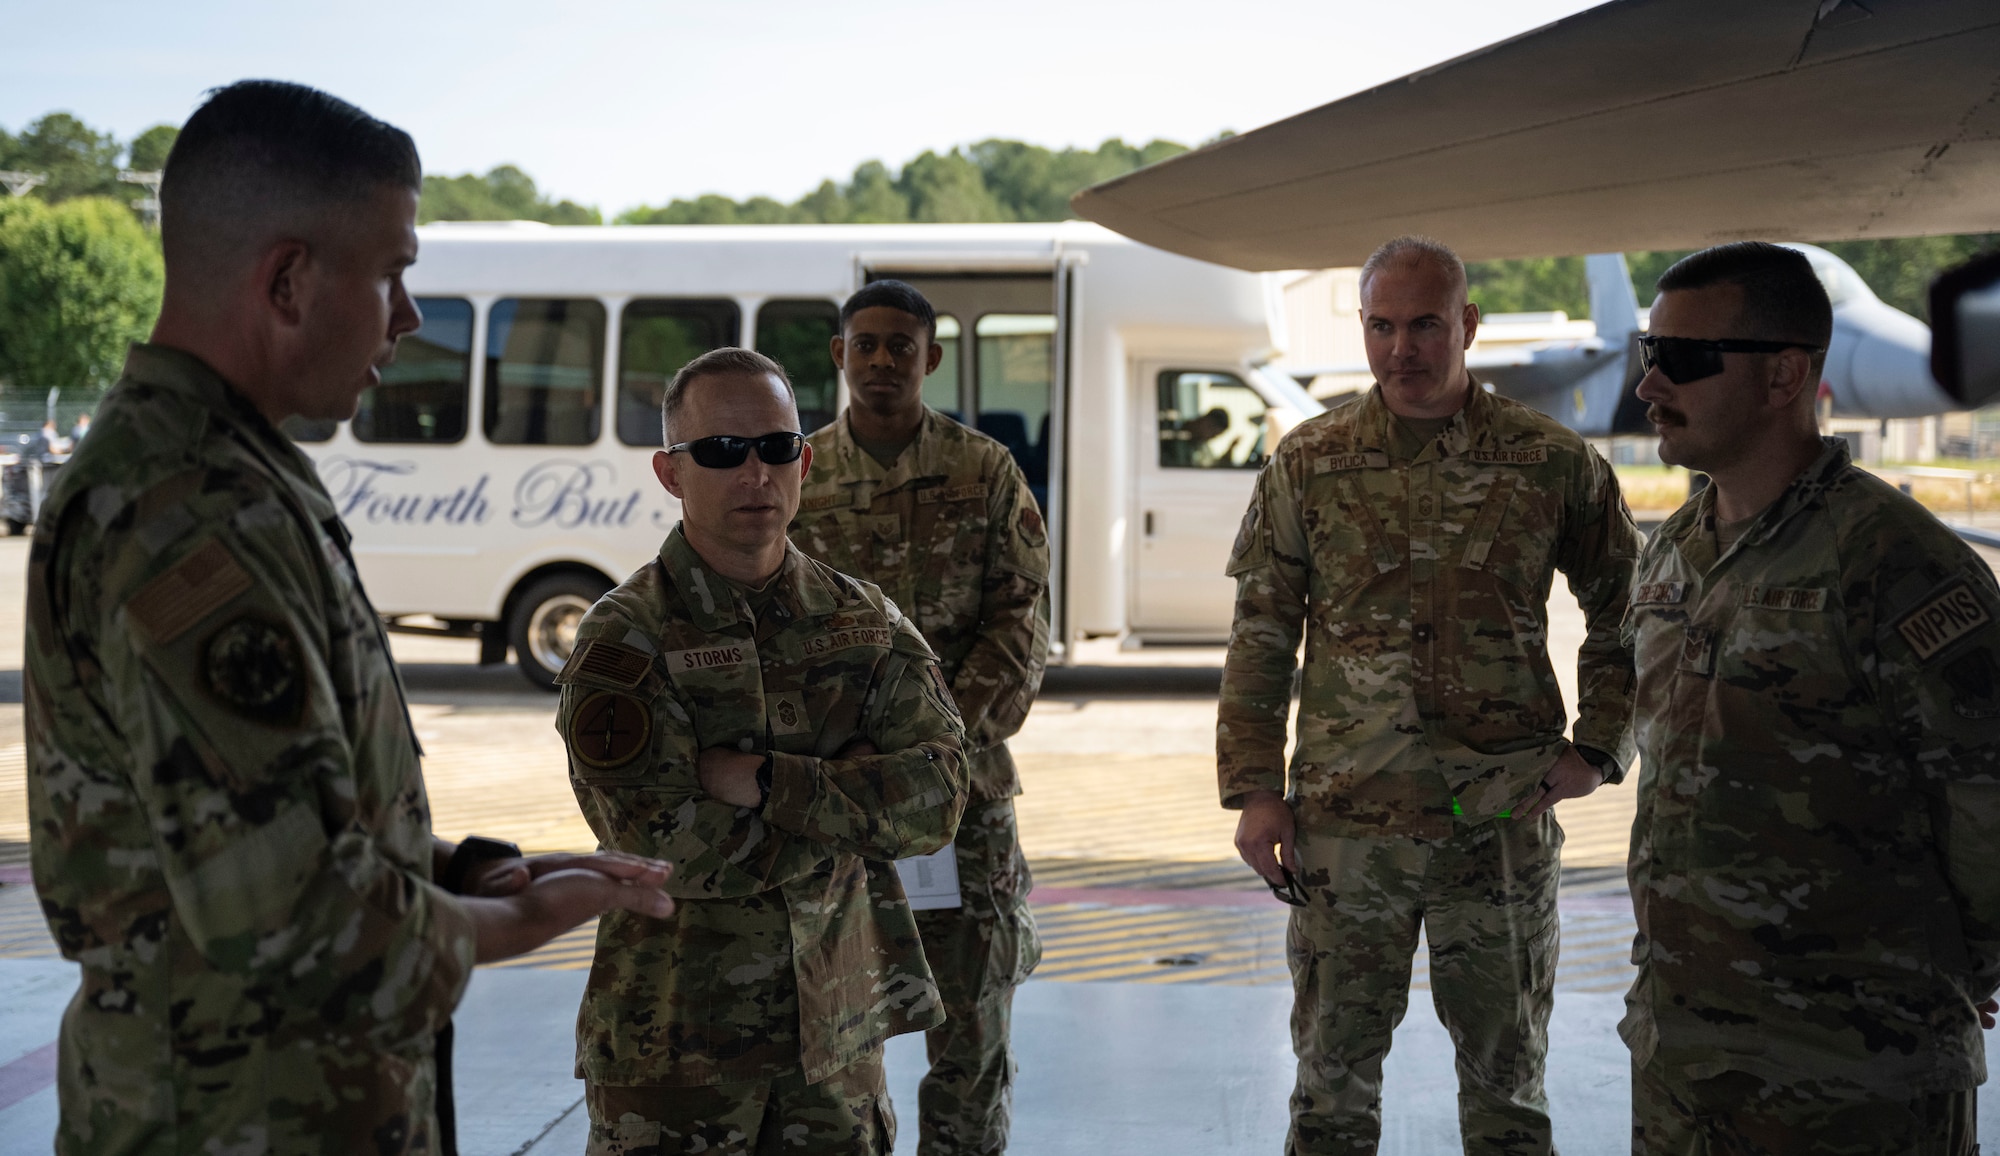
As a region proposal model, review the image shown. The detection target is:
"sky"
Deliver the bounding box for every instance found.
[4,0,1605,217]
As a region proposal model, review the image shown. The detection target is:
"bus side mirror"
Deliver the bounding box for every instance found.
[1929,250,2000,410]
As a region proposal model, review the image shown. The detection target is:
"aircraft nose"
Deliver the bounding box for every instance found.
[1829,306,1952,418]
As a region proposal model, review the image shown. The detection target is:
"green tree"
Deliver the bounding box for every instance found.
[899,149,1009,222]
[1466,256,1588,317]
[1,113,123,204]
[419,164,601,225]
[0,196,164,392]
[126,124,180,172]
[613,136,1192,227]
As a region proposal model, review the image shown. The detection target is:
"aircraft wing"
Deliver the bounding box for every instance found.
[1070,0,2000,271]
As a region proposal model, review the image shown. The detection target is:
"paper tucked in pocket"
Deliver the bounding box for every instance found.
[895,846,963,910]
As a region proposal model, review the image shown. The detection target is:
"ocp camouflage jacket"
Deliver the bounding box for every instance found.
[25,344,474,1154]
[1623,438,2000,1097]
[1219,383,1641,837]
[792,408,1049,800]
[557,526,968,1086]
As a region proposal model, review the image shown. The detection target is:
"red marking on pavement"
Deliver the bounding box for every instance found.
[0,1042,58,1111]
[1030,887,1282,909]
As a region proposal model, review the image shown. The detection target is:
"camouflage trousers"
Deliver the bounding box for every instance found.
[1286,813,1563,1156]
[1631,1058,1978,1155]
[909,796,1042,1155]
[583,1050,893,1155]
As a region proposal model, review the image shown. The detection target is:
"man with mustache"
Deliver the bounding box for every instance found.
[23,80,676,1155]
[557,346,970,1153]
[790,280,1049,1155]
[1623,241,2000,1153]
[1221,235,1641,1152]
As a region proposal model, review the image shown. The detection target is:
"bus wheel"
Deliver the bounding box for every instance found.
[509,573,610,690]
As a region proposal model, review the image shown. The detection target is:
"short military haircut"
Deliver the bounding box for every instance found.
[1655,242,1834,353]
[841,279,937,341]
[662,347,796,443]
[160,80,421,280]
[1359,235,1468,304]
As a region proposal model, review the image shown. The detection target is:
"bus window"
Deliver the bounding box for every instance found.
[1157,370,1267,469]
[975,314,1053,508]
[355,298,471,443]
[617,299,740,446]
[485,298,606,446]
[754,300,838,434]
[925,315,962,420]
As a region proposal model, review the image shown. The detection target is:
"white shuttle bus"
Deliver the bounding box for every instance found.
[289,221,1318,685]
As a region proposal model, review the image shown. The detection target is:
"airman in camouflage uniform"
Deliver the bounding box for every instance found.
[1623,242,1999,1154]
[560,347,969,1155]
[1221,237,1639,1154]
[23,84,674,1156]
[791,280,1049,1155]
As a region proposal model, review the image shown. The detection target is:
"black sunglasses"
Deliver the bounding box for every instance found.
[666,432,804,469]
[1636,335,1825,385]
[1269,866,1308,907]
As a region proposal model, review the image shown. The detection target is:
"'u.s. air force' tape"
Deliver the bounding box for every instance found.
[895,846,963,910]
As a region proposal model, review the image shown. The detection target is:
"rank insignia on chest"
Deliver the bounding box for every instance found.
[570,690,652,769]
[201,615,305,726]
[768,691,812,736]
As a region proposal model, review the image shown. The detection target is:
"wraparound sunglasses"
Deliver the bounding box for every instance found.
[1636,335,1825,385]
[666,432,805,469]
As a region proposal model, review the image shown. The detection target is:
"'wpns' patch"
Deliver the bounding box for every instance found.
[1895,580,1991,661]
[201,616,304,726]
[570,691,652,769]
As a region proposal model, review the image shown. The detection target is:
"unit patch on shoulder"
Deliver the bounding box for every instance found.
[768,691,812,736]
[558,638,653,689]
[200,616,304,726]
[1895,580,1992,661]
[925,664,962,720]
[1942,648,1998,720]
[128,538,255,645]
[1467,447,1550,466]
[1019,504,1046,546]
[569,690,653,770]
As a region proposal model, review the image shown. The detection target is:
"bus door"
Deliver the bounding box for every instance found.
[1131,363,1272,638]
[859,269,1067,642]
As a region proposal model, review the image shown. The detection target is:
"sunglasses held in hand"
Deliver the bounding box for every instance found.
[667,432,805,469]
[1635,335,1825,385]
